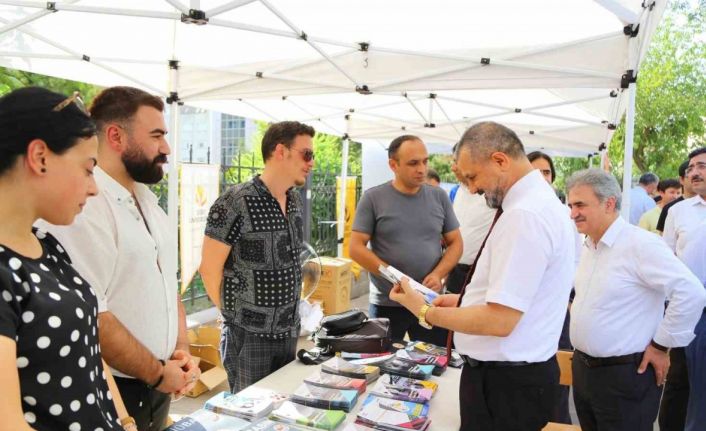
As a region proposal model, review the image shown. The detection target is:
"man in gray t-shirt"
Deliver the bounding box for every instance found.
[350,135,461,345]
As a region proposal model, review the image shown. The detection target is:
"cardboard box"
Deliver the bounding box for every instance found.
[186,325,227,397]
[309,257,353,315]
[186,356,228,398]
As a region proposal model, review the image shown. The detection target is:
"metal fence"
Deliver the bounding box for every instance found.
[152,153,362,312]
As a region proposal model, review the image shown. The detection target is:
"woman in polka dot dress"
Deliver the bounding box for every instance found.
[0,87,121,430]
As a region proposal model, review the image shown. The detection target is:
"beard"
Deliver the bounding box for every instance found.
[481,183,505,209]
[122,143,167,184]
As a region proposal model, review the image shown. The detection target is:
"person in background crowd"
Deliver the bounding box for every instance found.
[629,172,659,225]
[638,178,681,234]
[0,87,121,430]
[38,86,197,431]
[426,169,441,187]
[200,121,313,393]
[566,169,705,431]
[390,122,574,431]
[656,160,693,234]
[350,134,461,346]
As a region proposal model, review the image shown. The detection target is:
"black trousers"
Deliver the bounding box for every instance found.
[459,357,559,431]
[658,347,689,431]
[573,353,661,431]
[114,376,170,431]
[549,310,573,425]
[369,304,448,347]
[445,263,470,294]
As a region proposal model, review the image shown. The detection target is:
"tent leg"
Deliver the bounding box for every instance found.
[337,120,351,258]
[620,82,636,220]
[167,62,180,276]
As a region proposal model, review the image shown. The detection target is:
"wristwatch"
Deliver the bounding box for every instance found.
[418,304,433,329]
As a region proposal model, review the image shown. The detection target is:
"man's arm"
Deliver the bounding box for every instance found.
[98,312,189,393]
[423,229,462,291]
[349,231,386,276]
[199,236,232,309]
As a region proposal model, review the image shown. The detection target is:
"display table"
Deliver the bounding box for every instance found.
[252,358,462,430]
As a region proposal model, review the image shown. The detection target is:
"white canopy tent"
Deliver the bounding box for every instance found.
[0,0,666,257]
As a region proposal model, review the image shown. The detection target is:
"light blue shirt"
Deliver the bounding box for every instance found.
[629,186,656,225]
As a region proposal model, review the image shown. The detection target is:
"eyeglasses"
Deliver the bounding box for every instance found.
[52,91,89,116]
[291,148,315,162]
[539,169,552,177]
[685,162,706,175]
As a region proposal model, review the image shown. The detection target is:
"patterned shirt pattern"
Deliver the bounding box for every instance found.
[205,176,304,339]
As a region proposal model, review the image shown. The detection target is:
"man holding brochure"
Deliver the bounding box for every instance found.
[390,122,575,431]
[350,134,462,346]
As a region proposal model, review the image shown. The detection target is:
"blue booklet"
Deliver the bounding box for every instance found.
[165,409,251,431]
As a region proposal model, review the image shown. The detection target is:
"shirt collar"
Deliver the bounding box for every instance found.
[688,195,706,206]
[94,166,157,205]
[252,175,296,199]
[587,215,626,249]
[502,169,548,211]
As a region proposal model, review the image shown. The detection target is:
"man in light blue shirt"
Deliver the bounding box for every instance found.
[629,172,659,224]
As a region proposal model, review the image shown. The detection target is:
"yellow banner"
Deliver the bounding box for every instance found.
[336,177,362,278]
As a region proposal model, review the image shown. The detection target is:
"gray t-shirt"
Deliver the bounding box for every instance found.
[352,182,460,306]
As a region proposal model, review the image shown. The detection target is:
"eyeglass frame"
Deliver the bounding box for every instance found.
[290,147,315,162]
[685,161,706,175]
[52,91,89,116]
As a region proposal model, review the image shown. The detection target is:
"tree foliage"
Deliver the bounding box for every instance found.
[0,66,102,104]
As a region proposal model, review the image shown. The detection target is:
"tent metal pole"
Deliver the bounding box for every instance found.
[620,82,637,220]
[593,0,640,24]
[238,99,279,122]
[0,2,64,37]
[206,0,258,18]
[337,118,351,257]
[163,0,189,14]
[49,3,179,19]
[404,94,428,123]
[491,59,619,80]
[167,61,181,278]
[433,99,462,138]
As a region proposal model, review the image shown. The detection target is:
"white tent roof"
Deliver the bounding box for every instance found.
[0,0,665,156]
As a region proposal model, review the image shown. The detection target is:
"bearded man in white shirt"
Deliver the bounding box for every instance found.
[566,169,706,431]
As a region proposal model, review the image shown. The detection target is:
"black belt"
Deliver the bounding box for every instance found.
[461,355,530,368]
[575,350,642,368]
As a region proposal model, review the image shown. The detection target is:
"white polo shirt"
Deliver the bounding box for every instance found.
[570,216,705,357]
[36,167,178,378]
[452,185,496,265]
[455,169,575,362]
[663,195,706,257]
[682,218,706,286]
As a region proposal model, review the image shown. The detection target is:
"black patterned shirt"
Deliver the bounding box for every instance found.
[205,176,304,339]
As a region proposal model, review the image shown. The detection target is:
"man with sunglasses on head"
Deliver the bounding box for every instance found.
[37,86,198,431]
[200,121,314,393]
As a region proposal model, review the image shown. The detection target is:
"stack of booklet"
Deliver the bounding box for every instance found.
[304,371,368,394]
[378,356,435,380]
[204,387,288,421]
[410,341,464,368]
[369,374,437,404]
[396,349,447,376]
[270,401,347,431]
[356,395,431,431]
[165,409,251,431]
[292,382,360,412]
[321,356,380,383]
[240,419,313,431]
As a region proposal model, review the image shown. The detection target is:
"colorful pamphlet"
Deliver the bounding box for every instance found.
[396,349,447,376]
[165,409,251,431]
[411,341,463,368]
[378,356,435,380]
[291,383,359,412]
[356,395,431,431]
[270,401,347,431]
[370,374,437,404]
[204,387,288,421]
[321,356,380,383]
[304,371,367,394]
[240,419,313,431]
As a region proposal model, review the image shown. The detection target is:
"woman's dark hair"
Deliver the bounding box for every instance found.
[0,87,96,175]
[527,150,556,183]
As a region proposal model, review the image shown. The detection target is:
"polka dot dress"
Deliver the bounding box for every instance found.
[0,229,120,430]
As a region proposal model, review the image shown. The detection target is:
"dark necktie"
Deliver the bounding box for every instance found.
[446,207,504,362]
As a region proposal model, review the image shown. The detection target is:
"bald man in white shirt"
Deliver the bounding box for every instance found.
[566,169,705,431]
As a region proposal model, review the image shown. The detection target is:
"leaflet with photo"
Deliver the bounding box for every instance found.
[292,383,360,412]
[204,387,288,421]
[396,350,447,376]
[164,409,251,431]
[321,356,380,383]
[304,371,367,394]
[355,395,431,431]
[369,374,436,404]
[270,401,347,431]
[379,356,435,380]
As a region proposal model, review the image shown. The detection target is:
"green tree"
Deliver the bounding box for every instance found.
[606,2,706,181]
[0,66,102,104]
[428,154,456,183]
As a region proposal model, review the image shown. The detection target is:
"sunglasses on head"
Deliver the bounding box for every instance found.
[52,91,89,116]
[291,148,315,162]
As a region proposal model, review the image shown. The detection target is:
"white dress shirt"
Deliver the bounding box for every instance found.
[629,186,656,225]
[663,195,706,256]
[452,185,496,265]
[682,218,706,286]
[455,170,575,362]
[36,167,179,377]
[570,216,706,358]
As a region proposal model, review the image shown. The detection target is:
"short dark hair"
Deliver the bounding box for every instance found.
[678,160,690,178]
[0,87,96,176]
[89,86,164,132]
[688,147,706,160]
[426,169,440,183]
[261,121,315,161]
[657,178,681,192]
[638,172,659,185]
[388,135,421,159]
[458,121,525,160]
[527,151,556,183]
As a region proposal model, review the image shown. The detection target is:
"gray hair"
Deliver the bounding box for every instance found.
[457,121,526,160]
[566,169,622,211]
